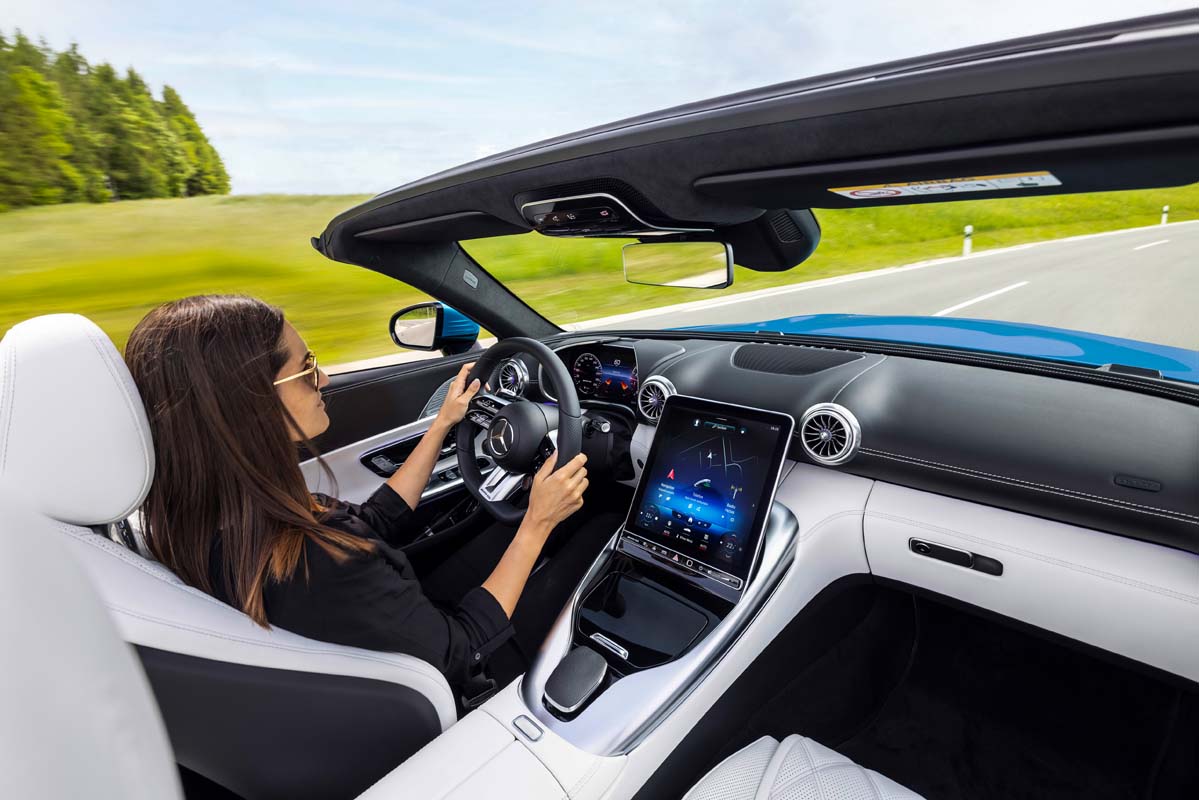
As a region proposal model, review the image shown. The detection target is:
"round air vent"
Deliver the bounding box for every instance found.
[800,403,861,466]
[497,358,529,397]
[637,376,676,423]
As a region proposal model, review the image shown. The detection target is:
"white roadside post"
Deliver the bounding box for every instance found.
[1161,205,1169,225]
[963,224,974,257]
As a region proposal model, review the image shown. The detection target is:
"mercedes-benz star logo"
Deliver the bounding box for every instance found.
[488,418,513,457]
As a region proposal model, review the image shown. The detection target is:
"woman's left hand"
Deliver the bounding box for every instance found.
[436,362,484,427]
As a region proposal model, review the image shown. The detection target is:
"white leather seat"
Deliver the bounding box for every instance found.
[686,735,924,800]
[0,490,183,799]
[0,314,457,798]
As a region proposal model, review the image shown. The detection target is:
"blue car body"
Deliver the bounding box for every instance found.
[687,314,1199,385]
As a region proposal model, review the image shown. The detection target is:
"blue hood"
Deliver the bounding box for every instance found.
[686,314,1199,385]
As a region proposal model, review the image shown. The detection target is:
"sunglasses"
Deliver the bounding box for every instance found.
[273,351,320,390]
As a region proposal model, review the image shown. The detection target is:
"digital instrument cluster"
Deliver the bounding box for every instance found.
[544,343,639,404]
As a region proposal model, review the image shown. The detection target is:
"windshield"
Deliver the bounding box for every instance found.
[466,184,1199,381]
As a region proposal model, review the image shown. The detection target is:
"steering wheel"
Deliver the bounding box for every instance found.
[456,337,582,525]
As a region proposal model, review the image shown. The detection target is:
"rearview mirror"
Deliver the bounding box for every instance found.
[622,242,733,289]
[389,302,480,355]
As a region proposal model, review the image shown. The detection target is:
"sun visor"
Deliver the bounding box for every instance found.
[355,210,528,243]
[694,126,1199,209]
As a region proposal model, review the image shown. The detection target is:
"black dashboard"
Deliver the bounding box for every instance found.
[502,332,1199,558]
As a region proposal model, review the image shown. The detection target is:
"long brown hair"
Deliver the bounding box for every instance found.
[125,294,371,625]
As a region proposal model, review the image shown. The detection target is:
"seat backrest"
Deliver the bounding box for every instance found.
[0,315,456,799]
[0,490,183,800]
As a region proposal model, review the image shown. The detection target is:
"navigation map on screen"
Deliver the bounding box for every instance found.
[627,398,791,584]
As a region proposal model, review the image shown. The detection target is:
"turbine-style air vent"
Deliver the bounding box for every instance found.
[637,376,676,423]
[800,403,861,466]
[497,358,529,397]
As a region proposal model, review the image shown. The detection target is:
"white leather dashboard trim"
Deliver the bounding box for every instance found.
[863,481,1199,683]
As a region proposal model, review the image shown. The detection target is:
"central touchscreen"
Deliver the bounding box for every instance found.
[622,395,793,596]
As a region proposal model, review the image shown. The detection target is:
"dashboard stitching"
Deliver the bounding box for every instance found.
[797,510,864,543]
[866,510,1199,606]
[888,353,1199,401]
[861,448,1199,524]
[832,355,887,403]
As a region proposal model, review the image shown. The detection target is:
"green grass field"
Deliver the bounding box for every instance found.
[2,185,1196,365]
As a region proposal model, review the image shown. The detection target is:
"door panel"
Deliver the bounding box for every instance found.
[302,353,499,551]
[314,354,472,453]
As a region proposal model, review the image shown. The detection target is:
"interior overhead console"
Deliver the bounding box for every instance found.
[523,395,797,754]
[519,193,712,238]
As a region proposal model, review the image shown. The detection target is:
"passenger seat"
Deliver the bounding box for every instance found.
[686,734,924,800]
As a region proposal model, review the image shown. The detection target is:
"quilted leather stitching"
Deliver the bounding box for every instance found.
[690,736,923,800]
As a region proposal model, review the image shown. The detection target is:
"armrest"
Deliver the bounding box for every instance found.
[357,709,562,799]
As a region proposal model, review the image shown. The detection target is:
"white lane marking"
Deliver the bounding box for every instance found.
[568,219,1199,330]
[1133,239,1169,251]
[933,281,1029,317]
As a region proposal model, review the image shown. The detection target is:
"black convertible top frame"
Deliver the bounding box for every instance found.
[312,11,1199,337]
[316,11,1199,263]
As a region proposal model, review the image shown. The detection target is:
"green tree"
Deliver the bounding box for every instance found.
[51,44,110,202]
[0,65,81,208]
[160,85,230,195]
[0,30,230,209]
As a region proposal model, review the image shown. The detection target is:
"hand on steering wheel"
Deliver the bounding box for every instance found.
[526,450,589,534]
[455,338,583,525]
[435,362,484,427]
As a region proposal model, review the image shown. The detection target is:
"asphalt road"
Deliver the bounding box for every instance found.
[584,222,1198,351]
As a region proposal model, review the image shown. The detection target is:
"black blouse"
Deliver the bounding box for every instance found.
[211,484,513,688]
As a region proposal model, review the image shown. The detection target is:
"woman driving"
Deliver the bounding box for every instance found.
[124,294,588,692]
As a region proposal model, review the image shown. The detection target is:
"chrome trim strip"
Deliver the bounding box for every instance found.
[520,500,798,756]
[479,466,524,502]
[589,633,629,661]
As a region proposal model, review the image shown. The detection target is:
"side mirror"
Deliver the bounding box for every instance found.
[622,241,734,289]
[389,302,480,355]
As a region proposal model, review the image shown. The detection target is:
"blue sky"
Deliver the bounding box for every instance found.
[8,1,1194,195]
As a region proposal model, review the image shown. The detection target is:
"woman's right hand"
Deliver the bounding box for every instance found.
[525,451,588,536]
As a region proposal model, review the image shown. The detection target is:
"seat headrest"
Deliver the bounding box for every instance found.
[0,314,154,525]
[0,489,182,799]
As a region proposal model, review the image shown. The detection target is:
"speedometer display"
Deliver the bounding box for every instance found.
[572,353,602,395]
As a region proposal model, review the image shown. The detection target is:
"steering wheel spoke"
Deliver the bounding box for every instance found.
[478,465,526,502]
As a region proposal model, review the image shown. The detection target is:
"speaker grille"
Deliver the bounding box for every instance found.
[732,344,863,375]
[768,210,803,243]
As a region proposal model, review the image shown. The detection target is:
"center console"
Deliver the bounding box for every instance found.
[522,395,798,755]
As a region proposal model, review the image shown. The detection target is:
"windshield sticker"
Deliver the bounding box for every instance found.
[830,171,1062,199]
